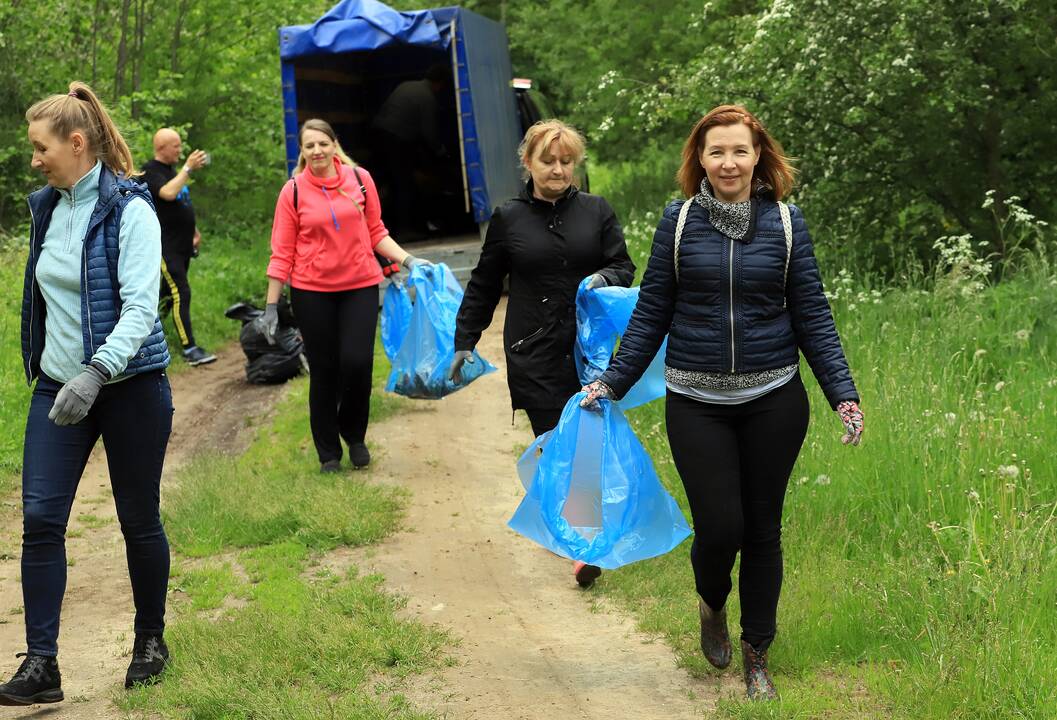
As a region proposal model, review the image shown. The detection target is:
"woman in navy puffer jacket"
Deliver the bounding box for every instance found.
[582,105,863,701]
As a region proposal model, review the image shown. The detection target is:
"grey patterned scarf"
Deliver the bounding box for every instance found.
[694,178,751,240]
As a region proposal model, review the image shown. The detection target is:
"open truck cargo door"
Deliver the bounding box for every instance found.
[279,1,523,232]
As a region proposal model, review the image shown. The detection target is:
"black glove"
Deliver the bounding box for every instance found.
[448,350,475,383]
[49,364,108,426]
[258,303,279,345]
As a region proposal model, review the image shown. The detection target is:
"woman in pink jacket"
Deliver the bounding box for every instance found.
[261,118,429,472]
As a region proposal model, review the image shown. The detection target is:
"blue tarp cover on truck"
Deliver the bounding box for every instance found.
[279,0,523,222]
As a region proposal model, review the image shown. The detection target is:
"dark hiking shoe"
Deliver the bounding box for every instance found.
[0,653,63,706]
[573,561,602,588]
[741,639,778,701]
[349,442,371,469]
[698,598,732,669]
[124,634,169,689]
[182,346,217,366]
[320,459,342,473]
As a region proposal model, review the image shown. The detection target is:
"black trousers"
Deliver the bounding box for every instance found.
[525,407,563,437]
[664,374,809,650]
[160,250,196,349]
[291,285,379,464]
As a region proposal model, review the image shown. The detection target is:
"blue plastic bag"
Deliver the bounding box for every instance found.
[384,263,496,398]
[574,278,667,409]
[508,393,691,570]
[381,279,413,361]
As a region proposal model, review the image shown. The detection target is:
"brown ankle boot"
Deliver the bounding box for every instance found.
[698,599,732,669]
[740,640,778,700]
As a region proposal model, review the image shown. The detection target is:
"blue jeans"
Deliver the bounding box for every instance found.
[21,371,173,657]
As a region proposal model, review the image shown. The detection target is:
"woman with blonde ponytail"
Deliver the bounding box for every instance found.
[0,82,174,705]
[263,118,431,472]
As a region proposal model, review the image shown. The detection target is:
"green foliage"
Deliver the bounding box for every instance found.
[513,0,1057,279]
[0,0,334,232]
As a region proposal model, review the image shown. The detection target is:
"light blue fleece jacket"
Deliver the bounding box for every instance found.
[35,161,162,383]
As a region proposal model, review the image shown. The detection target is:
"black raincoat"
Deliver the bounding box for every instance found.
[454,182,635,410]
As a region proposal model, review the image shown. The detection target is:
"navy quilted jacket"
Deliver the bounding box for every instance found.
[22,166,170,384]
[599,198,858,409]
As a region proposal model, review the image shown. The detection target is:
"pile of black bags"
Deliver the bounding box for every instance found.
[224,300,307,384]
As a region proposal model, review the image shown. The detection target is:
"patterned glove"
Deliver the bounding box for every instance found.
[836,400,864,446]
[584,273,608,290]
[579,380,615,410]
[49,363,108,426]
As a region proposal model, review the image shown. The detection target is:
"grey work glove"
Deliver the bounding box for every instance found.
[585,273,608,290]
[403,255,433,272]
[579,380,615,410]
[49,364,108,426]
[258,303,279,345]
[448,350,475,384]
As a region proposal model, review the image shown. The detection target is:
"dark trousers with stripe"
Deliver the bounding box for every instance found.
[160,250,196,349]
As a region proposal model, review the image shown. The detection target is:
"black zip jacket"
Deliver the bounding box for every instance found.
[455,181,635,410]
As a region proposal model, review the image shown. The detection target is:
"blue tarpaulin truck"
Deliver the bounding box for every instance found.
[278,0,557,281]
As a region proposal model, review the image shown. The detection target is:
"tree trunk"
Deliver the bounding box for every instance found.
[171,0,188,74]
[114,0,132,101]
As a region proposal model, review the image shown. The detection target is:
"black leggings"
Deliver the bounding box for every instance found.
[291,285,378,463]
[665,374,809,650]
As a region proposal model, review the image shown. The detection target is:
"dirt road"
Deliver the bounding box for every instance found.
[0,299,735,718]
[337,298,738,719]
[0,351,281,718]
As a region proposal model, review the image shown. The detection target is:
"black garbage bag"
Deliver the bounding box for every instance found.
[225,300,307,384]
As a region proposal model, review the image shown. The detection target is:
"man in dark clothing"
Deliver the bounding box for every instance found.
[142,127,216,366]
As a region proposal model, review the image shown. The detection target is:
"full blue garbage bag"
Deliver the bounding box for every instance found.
[508,393,691,570]
[384,263,496,398]
[575,278,667,410]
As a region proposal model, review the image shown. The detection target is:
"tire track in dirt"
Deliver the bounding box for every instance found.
[329,298,741,719]
[0,348,283,718]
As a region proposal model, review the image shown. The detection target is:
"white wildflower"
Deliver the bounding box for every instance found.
[997,465,1020,480]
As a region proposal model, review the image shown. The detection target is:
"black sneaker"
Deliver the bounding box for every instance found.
[320,459,342,474]
[0,653,63,706]
[349,442,371,469]
[124,634,169,689]
[182,346,217,366]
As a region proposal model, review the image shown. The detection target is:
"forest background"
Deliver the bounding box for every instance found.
[0,1,1056,717]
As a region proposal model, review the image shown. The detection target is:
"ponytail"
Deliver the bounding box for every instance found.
[25,81,137,177]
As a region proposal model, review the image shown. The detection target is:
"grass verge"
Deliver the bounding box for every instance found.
[123,355,443,718]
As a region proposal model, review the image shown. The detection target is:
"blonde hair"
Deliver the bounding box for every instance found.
[517,119,586,182]
[25,81,137,177]
[294,118,356,174]
[676,104,796,201]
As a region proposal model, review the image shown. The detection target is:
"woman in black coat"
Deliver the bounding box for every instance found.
[450,119,635,587]
[582,105,863,701]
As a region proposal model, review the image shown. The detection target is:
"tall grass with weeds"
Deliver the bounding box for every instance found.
[599,212,1057,718]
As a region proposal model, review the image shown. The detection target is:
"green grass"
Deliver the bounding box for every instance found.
[124,354,443,718]
[594,253,1057,716]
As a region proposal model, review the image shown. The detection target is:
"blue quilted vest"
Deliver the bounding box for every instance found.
[21,165,171,384]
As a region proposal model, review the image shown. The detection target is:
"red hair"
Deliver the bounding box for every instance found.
[676,104,795,200]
